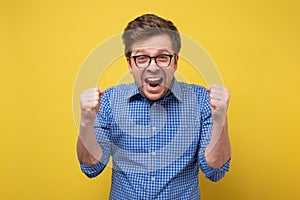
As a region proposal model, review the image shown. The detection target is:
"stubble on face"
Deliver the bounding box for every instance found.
[131,66,176,101]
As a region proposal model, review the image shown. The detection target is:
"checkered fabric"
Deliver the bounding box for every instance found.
[79,79,230,200]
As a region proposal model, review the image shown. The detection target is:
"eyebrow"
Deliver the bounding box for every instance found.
[134,49,172,55]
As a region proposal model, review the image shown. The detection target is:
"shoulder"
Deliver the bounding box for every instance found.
[98,84,134,115]
[177,81,209,97]
[177,82,211,112]
[102,83,136,97]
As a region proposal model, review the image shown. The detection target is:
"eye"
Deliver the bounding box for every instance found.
[136,55,148,63]
[157,54,169,62]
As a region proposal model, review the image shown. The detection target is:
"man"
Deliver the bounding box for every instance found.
[77,14,231,199]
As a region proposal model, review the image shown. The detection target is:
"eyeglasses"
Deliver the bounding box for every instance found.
[128,54,176,68]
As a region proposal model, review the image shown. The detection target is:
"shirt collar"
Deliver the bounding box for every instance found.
[170,78,183,102]
[126,83,141,100]
[126,78,183,102]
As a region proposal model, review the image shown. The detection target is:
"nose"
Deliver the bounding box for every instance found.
[146,58,160,73]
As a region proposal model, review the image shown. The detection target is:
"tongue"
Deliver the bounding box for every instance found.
[149,82,159,87]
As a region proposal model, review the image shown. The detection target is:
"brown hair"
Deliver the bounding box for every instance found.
[122,14,181,57]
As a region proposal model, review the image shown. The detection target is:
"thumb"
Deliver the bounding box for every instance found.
[94,88,104,113]
[97,88,104,95]
[206,84,215,92]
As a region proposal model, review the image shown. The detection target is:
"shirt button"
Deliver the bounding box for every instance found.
[152,151,156,156]
[151,176,155,181]
[151,126,156,132]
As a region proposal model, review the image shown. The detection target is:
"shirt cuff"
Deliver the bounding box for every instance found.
[199,157,231,182]
[78,158,107,178]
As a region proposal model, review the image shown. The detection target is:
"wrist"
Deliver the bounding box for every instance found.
[80,118,95,127]
[213,115,227,126]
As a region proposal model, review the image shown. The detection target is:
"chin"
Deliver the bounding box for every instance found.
[138,83,170,101]
[143,89,168,101]
[145,94,163,101]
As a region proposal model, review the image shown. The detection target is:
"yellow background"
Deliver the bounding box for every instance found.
[1,0,300,199]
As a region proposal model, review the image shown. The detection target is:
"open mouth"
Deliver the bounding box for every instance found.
[144,77,163,88]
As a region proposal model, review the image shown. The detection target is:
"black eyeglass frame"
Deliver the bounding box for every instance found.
[128,54,177,68]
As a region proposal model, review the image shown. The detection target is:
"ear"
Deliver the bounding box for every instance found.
[126,57,132,72]
[173,54,179,70]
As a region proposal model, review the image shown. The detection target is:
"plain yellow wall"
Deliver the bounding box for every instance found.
[1,0,300,199]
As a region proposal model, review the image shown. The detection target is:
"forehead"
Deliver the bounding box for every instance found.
[131,34,173,54]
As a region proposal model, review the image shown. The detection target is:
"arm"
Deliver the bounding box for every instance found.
[197,86,230,182]
[77,88,104,165]
[205,84,231,168]
[205,116,231,168]
[77,121,103,165]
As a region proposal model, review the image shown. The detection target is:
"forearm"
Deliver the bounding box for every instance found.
[205,117,231,168]
[77,120,103,165]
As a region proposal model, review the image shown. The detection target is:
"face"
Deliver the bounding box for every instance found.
[127,34,178,101]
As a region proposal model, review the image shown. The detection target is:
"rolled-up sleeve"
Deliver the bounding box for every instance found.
[79,157,108,178]
[198,156,231,182]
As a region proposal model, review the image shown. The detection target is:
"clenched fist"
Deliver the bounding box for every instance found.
[207,84,230,124]
[80,87,104,123]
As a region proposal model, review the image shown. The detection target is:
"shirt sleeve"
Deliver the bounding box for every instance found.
[78,89,113,178]
[197,88,231,182]
[78,157,109,178]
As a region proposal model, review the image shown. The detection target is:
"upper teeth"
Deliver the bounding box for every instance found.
[147,77,160,82]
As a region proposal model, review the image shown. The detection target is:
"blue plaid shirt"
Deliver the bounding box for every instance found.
[79,79,230,199]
